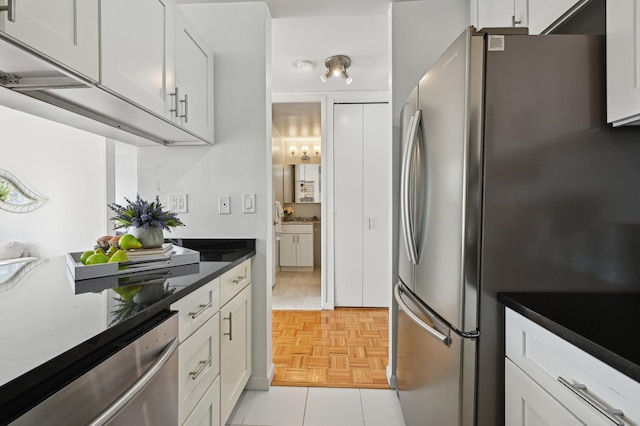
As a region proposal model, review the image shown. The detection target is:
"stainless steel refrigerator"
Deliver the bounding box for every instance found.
[395,27,640,426]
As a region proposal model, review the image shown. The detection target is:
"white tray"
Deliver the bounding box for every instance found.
[67,246,200,281]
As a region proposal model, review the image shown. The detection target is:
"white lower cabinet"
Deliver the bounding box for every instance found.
[171,258,252,426]
[178,313,220,425]
[505,358,584,425]
[279,224,314,270]
[220,283,252,425]
[183,376,221,426]
[505,308,640,426]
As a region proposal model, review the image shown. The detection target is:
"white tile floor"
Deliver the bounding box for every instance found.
[272,270,321,310]
[226,386,406,426]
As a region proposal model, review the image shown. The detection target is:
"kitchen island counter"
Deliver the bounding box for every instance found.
[499,292,640,384]
[0,238,255,424]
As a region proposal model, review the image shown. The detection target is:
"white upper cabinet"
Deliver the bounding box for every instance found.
[175,8,214,142]
[0,0,99,81]
[607,0,640,126]
[472,0,517,29]
[472,0,590,34]
[101,0,176,118]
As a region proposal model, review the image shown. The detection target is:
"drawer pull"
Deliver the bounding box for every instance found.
[188,302,212,319]
[557,377,625,425]
[223,312,233,341]
[232,273,247,284]
[189,356,212,380]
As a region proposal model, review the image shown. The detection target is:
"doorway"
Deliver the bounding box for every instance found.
[272,101,323,311]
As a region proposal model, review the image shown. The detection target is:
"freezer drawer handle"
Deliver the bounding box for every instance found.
[557,377,625,426]
[189,302,212,319]
[88,337,179,426]
[394,284,450,346]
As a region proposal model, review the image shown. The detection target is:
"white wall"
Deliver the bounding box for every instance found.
[0,105,108,258]
[136,2,273,390]
[388,0,470,386]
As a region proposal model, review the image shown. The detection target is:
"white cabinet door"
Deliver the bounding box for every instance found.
[296,234,314,267]
[472,0,518,29]
[220,285,251,425]
[362,103,390,307]
[334,103,364,307]
[175,8,214,142]
[101,0,175,117]
[505,358,586,426]
[607,0,640,126]
[279,234,297,267]
[0,0,99,81]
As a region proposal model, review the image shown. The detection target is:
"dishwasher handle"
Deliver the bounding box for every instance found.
[88,337,179,426]
[394,283,450,346]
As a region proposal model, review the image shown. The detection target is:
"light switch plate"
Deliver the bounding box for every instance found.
[168,193,187,213]
[242,193,256,213]
[219,195,230,214]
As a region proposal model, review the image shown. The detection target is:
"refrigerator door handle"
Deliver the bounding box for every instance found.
[400,111,420,265]
[394,283,451,346]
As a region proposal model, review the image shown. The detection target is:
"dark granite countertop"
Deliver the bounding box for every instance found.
[498,292,640,384]
[0,238,255,424]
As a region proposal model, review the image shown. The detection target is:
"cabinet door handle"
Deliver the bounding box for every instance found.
[0,0,15,22]
[368,217,372,230]
[224,312,233,341]
[511,15,522,26]
[169,87,179,118]
[188,302,212,319]
[557,377,625,425]
[189,356,212,380]
[180,94,189,123]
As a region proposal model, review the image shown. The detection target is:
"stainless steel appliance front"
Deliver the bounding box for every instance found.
[12,313,179,425]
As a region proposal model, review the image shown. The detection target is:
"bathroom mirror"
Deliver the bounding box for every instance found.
[294,164,321,203]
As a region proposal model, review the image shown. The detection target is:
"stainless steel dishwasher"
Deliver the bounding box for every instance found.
[11,312,179,425]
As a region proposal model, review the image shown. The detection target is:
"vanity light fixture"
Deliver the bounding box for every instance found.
[290,145,320,162]
[320,55,353,85]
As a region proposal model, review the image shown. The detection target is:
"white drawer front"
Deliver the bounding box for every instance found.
[220,259,251,307]
[506,309,640,425]
[171,278,220,342]
[183,376,220,426]
[178,313,220,425]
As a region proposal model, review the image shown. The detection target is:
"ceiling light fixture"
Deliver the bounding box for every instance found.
[290,145,320,162]
[320,55,353,85]
[294,60,315,71]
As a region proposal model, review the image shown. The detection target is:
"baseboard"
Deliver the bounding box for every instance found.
[245,363,275,391]
[386,365,397,389]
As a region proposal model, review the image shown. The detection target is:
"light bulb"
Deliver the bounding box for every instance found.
[301,146,309,154]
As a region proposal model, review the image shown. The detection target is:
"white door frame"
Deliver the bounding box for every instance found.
[272,90,389,310]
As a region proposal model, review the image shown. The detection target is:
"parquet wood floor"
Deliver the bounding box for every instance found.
[272,308,390,389]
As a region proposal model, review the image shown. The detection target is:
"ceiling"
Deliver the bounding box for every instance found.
[178,0,394,18]
[272,102,321,140]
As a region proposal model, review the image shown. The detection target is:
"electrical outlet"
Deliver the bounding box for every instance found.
[219,195,230,214]
[168,193,188,213]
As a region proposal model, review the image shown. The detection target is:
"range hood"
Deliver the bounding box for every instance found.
[0,36,211,147]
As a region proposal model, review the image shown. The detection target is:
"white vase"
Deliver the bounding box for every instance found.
[128,226,164,248]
